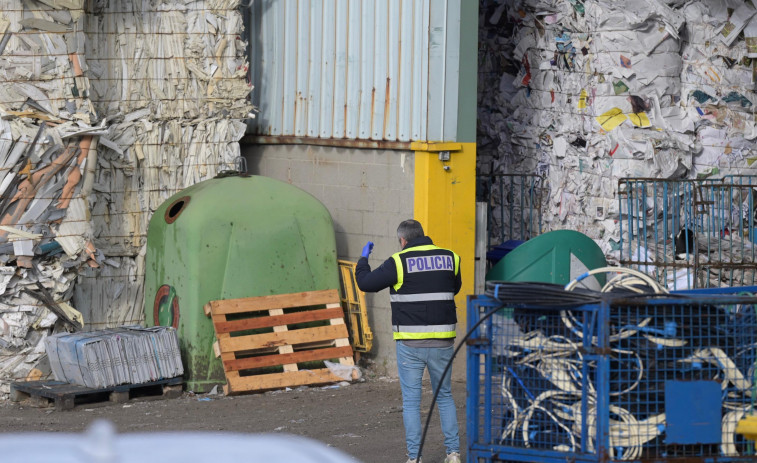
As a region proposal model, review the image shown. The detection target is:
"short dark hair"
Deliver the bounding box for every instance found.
[397,220,424,241]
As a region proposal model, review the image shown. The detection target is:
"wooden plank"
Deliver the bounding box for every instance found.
[270,308,297,373]
[295,340,336,350]
[211,313,230,327]
[207,289,341,316]
[329,318,354,364]
[223,346,354,372]
[213,307,345,334]
[221,346,279,362]
[226,368,344,394]
[218,324,349,353]
[334,337,355,365]
[338,356,355,366]
[214,331,230,358]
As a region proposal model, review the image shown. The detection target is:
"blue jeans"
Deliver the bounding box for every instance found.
[396,341,460,459]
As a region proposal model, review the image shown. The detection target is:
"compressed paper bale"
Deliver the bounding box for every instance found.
[0,0,104,398]
[1,0,249,399]
[73,256,144,331]
[477,0,757,259]
[68,0,253,334]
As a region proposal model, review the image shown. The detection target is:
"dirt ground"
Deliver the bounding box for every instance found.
[0,371,468,463]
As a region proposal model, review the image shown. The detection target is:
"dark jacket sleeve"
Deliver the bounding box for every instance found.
[355,256,398,293]
[454,261,462,295]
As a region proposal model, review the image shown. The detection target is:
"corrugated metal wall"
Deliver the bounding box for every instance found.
[246,0,460,143]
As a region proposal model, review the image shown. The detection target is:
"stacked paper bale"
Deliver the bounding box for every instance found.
[478,0,702,256]
[0,0,252,399]
[76,1,253,331]
[680,2,757,177]
[0,0,104,395]
[479,0,757,261]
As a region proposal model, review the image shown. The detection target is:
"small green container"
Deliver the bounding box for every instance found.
[485,230,607,287]
[144,174,339,392]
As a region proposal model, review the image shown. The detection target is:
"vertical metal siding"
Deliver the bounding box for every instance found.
[332,0,348,138]
[385,0,400,141]
[282,3,296,135]
[294,3,308,135]
[248,0,460,143]
[397,0,414,141]
[307,0,323,138]
[414,0,430,141]
[372,1,388,141]
[345,0,361,139]
[427,0,445,141]
[358,2,374,139]
[319,0,336,138]
[442,0,460,142]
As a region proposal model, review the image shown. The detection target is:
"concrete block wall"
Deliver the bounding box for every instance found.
[242,144,414,374]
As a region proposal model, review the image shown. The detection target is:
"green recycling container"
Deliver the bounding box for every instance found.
[144,174,339,392]
[485,230,607,288]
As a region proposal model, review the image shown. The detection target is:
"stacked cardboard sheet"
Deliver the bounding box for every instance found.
[45,326,182,388]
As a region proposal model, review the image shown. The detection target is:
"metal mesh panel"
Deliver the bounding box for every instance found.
[479,174,547,248]
[608,300,756,459]
[467,290,757,463]
[618,177,757,290]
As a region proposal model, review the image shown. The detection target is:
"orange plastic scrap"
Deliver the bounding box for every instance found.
[0,144,78,241]
[85,241,99,268]
[57,135,92,210]
[69,53,83,77]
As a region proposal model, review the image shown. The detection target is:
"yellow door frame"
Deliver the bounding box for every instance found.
[410,141,476,333]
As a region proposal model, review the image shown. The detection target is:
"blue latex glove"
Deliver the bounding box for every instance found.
[361,241,374,258]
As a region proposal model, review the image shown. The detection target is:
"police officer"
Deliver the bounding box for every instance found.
[355,219,461,463]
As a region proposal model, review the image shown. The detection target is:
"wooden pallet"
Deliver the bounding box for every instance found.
[204,289,356,395]
[10,377,183,411]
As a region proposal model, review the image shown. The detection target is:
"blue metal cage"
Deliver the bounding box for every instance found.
[618,176,757,290]
[467,287,757,462]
